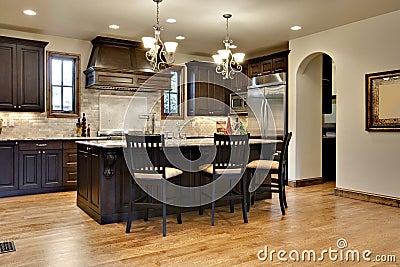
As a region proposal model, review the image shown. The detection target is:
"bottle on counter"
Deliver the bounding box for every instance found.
[87,124,91,137]
[76,118,82,137]
[226,116,232,135]
[233,117,240,135]
[81,113,87,137]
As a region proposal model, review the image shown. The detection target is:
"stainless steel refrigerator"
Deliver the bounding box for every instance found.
[246,72,286,139]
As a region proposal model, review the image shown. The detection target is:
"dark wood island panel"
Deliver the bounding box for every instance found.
[76,140,276,224]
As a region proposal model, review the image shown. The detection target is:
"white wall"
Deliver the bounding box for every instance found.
[294,55,322,180]
[289,11,400,198]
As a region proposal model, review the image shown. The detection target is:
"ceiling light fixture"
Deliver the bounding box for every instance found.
[166,18,176,23]
[176,36,185,40]
[212,14,245,80]
[109,24,120,29]
[142,0,178,72]
[23,9,37,16]
[291,25,302,31]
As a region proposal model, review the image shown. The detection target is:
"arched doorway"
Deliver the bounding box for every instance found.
[291,52,336,184]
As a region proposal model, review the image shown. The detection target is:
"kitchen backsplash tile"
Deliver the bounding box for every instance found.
[0,88,248,139]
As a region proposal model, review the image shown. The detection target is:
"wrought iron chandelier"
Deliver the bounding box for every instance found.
[212,14,245,79]
[142,0,178,71]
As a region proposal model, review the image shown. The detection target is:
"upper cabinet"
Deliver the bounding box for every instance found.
[245,50,289,78]
[186,61,230,116]
[0,36,48,112]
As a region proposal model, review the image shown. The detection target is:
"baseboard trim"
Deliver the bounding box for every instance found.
[288,177,323,187]
[335,188,400,208]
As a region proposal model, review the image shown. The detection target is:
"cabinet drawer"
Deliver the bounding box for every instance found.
[63,149,77,164]
[19,141,62,150]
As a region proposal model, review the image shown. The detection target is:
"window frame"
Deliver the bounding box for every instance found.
[161,65,184,120]
[46,51,80,118]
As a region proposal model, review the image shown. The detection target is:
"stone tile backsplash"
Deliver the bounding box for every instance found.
[0,87,248,139]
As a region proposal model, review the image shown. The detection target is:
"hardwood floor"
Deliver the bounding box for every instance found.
[0,182,399,266]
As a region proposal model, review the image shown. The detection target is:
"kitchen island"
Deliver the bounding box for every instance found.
[76,138,279,224]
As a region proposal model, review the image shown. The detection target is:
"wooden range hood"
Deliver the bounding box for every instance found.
[84,36,170,91]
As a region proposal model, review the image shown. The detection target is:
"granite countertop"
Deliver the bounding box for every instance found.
[0,136,109,142]
[75,138,281,149]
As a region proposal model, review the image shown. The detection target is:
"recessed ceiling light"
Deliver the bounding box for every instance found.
[166,18,177,23]
[176,36,185,40]
[108,24,120,29]
[23,9,37,16]
[291,25,302,31]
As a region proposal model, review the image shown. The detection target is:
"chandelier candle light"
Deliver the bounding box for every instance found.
[213,14,245,79]
[142,0,178,71]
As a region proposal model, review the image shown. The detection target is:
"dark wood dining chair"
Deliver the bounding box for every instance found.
[246,131,292,215]
[199,133,250,226]
[125,134,183,237]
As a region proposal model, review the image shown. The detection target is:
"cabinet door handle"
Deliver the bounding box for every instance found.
[42,151,46,154]
[36,143,48,147]
[38,151,41,154]
[13,106,16,108]
[87,147,91,151]
[18,105,21,109]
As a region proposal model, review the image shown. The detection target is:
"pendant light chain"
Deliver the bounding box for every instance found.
[156,1,160,27]
[225,16,229,42]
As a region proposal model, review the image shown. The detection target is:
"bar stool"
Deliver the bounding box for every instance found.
[246,132,292,215]
[199,133,250,226]
[125,134,183,237]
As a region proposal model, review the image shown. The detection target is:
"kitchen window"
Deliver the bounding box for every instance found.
[162,66,184,119]
[47,51,80,117]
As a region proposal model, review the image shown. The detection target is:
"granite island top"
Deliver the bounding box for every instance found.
[75,138,281,149]
[0,136,109,142]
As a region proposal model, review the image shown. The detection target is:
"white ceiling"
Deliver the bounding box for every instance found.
[1,0,400,57]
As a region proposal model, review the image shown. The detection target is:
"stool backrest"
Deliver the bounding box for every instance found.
[213,133,250,174]
[278,131,292,178]
[125,134,165,176]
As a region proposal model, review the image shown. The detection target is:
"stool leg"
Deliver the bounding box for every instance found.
[211,182,215,226]
[242,174,248,223]
[162,180,167,236]
[126,183,133,233]
[283,186,288,208]
[176,208,182,224]
[162,202,167,236]
[278,189,286,215]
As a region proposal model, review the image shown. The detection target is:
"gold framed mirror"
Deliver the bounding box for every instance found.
[366,69,400,131]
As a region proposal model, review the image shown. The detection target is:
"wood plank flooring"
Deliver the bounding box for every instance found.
[0,182,399,266]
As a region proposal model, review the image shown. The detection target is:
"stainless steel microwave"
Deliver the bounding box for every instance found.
[230,93,247,113]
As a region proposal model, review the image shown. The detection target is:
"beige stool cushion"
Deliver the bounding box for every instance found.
[200,164,243,175]
[134,167,183,180]
[247,160,279,170]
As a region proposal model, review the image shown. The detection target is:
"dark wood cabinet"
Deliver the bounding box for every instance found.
[18,141,63,190]
[186,61,230,116]
[245,51,289,78]
[77,145,100,213]
[41,149,63,188]
[0,43,17,110]
[0,138,106,198]
[0,36,48,112]
[19,150,41,190]
[248,62,261,77]
[273,57,287,73]
[0,142,18,192]
[63,141,78,188]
